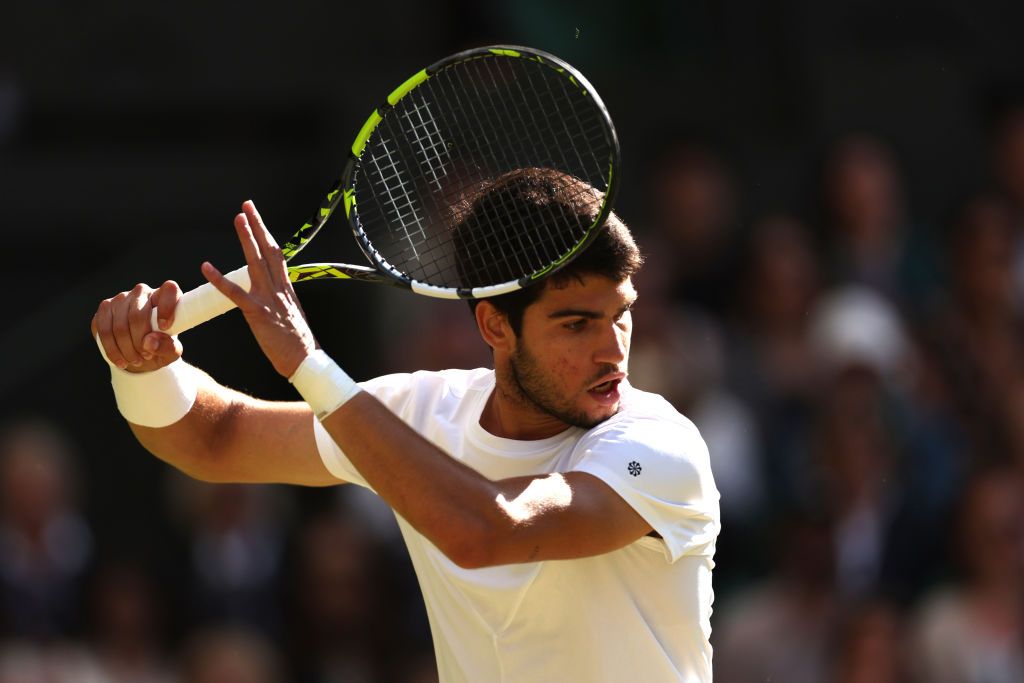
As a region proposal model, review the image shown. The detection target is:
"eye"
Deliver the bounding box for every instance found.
[564,318,587,331]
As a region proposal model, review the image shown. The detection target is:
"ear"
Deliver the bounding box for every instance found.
[474,300,515,353]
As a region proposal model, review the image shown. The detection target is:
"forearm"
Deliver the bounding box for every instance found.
[122,366,330,486]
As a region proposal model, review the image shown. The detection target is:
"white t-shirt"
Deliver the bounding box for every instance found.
[313,368,720,683]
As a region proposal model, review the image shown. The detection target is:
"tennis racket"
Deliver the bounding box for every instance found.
[157,45,620,336]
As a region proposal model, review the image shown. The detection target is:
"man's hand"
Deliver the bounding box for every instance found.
[202,200,317,378]
[92,280,184,372]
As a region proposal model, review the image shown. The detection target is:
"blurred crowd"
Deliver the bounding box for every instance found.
[6,104,1024,683]
[642,108,1024,682]
[0,417,436,683]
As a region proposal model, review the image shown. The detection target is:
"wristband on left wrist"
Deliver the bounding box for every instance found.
[288,349,362,419]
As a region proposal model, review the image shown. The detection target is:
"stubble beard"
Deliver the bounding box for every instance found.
[505,343,616,430]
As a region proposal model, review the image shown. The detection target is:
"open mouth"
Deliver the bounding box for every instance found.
[589,379,619,394]
[587,378,623,406]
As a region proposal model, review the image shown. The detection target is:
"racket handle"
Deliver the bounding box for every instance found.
[150,266,252,335]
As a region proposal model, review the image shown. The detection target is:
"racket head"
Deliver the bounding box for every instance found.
[341,45,620,299]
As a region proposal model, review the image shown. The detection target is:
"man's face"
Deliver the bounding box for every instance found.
[507,275,636,430]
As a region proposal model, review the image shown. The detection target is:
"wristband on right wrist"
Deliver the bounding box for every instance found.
[288,349,362,419]
[96,332,198,428]
[109,360,199,428]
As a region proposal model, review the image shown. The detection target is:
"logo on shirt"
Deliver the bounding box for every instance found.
[627,461,642,476]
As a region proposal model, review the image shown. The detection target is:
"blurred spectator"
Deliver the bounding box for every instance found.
[330,480,436,672]
[726,214,822,508]
[831,599,910,683]
[80,559,173,683]
[713,512,838,683]
[810,286,961,603]
[730,213,822,404]
[0,560,175,683]
[990,102,1024,308]
[809,286,910,388]
[910,468,1024,683]
[0,418,93,640]
[820,133,936,314]
[928,194,1024,464]
[646,142,741,314]
[809,361,901,602]
[287,513,388,683]
[164,475,290,637]
[180,626,285,683]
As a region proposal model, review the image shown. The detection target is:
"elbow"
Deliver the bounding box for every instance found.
[150,443,220,483]
[174,437,246,484]
[439,490,546,568]
[439,517,501,569]
[134,428,229,484]
[134,396,244,484]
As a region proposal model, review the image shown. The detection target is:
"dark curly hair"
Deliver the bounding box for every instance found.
[452,167,643,335]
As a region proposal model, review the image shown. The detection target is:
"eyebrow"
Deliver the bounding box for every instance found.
[547,298,637,320]
[548,308,603,320]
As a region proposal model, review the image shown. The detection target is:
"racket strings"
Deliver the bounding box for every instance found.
[400,97,451,193]
[452,172,599,288]
[354,53,613,289]
[511,59,601,184]
[366,137,430,262]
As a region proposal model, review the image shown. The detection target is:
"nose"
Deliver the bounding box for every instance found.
[594,320,629,366]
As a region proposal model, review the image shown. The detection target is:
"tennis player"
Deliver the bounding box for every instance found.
[92,171,720,682]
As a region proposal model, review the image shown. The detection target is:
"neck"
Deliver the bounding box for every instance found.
[479,365,570,440]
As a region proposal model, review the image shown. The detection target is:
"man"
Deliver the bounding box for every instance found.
[92,170,720,682]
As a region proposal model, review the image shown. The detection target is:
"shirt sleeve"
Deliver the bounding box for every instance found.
[313,417,371,488]
[570,412,721,563]
[311,372,418,491]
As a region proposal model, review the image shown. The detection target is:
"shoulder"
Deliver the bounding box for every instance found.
[360,367,493,412]
[615,383,700,432]
[572,383,721,560]
[574,384,715,501]
[580,383,708,464]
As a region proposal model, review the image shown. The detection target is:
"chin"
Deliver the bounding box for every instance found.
[572,403,620,429]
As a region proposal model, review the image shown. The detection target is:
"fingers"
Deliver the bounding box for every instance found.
[130,282,161,359]
[93,281,185,371]
[115,284,148,367]
[141,330,183,362]
[242,200,288,284]
[234,211,265,279]
[201,261,251,306]
[94,285,151,369]
[93,297,123,368]
[152,280,182,331]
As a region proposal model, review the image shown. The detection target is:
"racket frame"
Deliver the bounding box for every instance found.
[336,44,621,300]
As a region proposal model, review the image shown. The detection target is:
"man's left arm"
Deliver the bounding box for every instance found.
[318,391,653,567]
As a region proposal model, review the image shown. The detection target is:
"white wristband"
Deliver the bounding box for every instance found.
[109,360,199,428]
[288,349,362,419]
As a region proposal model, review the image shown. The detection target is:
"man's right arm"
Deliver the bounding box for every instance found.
[93,280,341,488]
[130,376,340,486]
